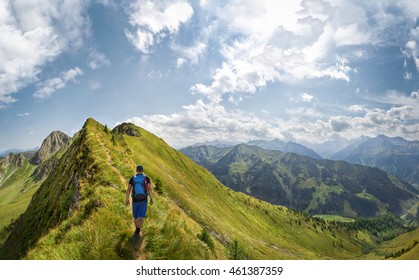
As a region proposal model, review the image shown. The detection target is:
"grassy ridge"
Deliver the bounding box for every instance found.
[1,118,416,259]
[363,228,419,259]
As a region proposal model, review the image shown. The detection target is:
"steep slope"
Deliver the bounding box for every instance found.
[0,119,382,260]
[205,144,418,218]
[363,227,419,259]
[0,132,72,234]
[0,153,40,231]
[331,135,419,187]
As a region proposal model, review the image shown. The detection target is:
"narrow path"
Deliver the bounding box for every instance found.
[137,235,147,260]
[96,134,127,186]
[96,133,147,260]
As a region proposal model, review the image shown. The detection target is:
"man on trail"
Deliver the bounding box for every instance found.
[126,165,154,237]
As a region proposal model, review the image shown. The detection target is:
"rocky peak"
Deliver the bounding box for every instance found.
[112,123,141,137]
[30,131,71,165]
[1,152,25,168]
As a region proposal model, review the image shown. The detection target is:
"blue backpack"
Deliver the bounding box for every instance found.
[132,174,148,202]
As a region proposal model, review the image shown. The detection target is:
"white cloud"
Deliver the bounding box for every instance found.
[0,0,89,108]
[182,0,419,105]
[173,41,207,65]
[17,112,29,117]
[404,40,419,71]
[34,67,83,99]
[348,105,367,113]
[126,0,193,54]
[176,58,186,69]
[301,93,314,103]
[88,50,111,70]
[124,99,285,147]
[189,0,374,103]
[121,1,419,146]
[124,96,418,148]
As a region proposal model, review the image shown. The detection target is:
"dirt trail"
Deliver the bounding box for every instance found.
[96,133,147,260]
[96,134,127,185]
[137,235,147,260]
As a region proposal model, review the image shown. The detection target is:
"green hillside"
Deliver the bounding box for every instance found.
[0,159,40,231]
[363,227,419,259]
[0,118,417,260]
[331,135,419,188]
[184,144,418,219]
[0,133,72,240]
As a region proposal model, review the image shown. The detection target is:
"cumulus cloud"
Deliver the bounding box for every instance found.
[124,99,285,147]
[34,67,83,99]
[188,0,376,103]
[122,82,418,147]
[0,0,89,108]
[184,0,419,105]
[125,0,193,54]
[123,0,419,145]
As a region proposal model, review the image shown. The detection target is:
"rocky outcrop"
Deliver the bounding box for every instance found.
[30,131,71,165]
[112,123,141,137]
[1,153,25,168]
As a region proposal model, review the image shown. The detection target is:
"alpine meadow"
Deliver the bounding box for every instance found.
[1,0,419,264]
[0,119,418,260]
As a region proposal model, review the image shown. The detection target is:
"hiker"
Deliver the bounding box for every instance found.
[125,165,154,237]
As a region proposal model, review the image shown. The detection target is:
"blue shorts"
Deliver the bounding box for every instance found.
[132,200,148,218]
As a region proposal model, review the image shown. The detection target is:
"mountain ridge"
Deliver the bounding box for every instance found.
[0,118,388,259]
[1,119,417,260]
[182,143,419,218]
[331,135,419,187]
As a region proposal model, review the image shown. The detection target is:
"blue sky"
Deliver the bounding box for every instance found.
[0,0,418,151]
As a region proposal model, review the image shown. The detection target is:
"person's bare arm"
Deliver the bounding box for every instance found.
[125,184,132,205]
[147,182,153,205]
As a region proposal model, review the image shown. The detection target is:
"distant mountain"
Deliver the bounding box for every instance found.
[305,137,365,159]
[331,135,419,187]
[30,131,72,165]
[191,140,239,148]
[179,145,232,168]
[247,139,322,159]
[180,139,322,169]
[184,143,419,218]
[0,148,37,158]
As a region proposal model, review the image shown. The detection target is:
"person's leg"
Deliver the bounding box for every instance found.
[134,217,144,230]
[132,201,147,236]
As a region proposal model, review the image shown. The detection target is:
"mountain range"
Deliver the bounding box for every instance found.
[180,144,419,219]
[0,119,418,260]
[330,135,419,188]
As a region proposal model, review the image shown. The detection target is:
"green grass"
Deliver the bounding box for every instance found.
[0,161,41,230]
[314,215,355,223]
[1,118,417,260]
[363,228,419,259]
